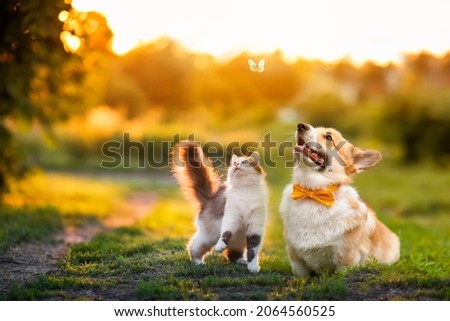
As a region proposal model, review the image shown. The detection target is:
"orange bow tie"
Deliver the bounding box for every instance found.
[291,184,339,207]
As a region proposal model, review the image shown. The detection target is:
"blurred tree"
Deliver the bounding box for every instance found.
[0,0,112,200]
[256,50,300,105]
[360,61,389,98]
[62,10,114,110]
[378,90,450,165]
[105,68,148,118]
[202,51,300,113]
[299,93,349,129]
[331,58,359,84]
[109,44,302,119]
[217,53,262,107]
[440,52,450,84]
[116,38,195,116]
[403,51,444,88]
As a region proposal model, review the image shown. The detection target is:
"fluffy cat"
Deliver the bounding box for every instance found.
[172,141,268,273]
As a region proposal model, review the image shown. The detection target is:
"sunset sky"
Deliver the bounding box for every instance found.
[72,0,450,64]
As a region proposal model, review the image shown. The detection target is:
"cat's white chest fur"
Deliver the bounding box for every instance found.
[225,184,268,215]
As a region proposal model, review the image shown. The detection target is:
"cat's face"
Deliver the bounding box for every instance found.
[228,152,264,178]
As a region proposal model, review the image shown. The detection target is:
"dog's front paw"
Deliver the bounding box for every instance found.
[215,240,227,253]
[192,258,205,265]
[247,261,260,273]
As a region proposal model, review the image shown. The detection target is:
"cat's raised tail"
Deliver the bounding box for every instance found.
[172,141,221,211]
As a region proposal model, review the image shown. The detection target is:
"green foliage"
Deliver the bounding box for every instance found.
[0,1,114,196]
[0,0,73,195]
[0,0,83,121]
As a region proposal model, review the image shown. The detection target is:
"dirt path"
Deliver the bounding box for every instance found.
[0,192,157,296]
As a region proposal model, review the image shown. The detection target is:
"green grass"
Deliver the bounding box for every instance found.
[0,206,63,254]
[4,170,129,219]
[1,164,449,300]
[0,170,132,255]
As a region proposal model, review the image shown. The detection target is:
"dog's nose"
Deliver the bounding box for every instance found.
[297,123,309,132]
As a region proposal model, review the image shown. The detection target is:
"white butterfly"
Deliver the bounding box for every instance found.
[248,58,265,73]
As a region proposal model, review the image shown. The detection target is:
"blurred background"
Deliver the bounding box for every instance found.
[1,0,449,258]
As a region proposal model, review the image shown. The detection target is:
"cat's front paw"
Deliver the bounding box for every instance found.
[247,261,260,273]
[214,240,227,253]
[236,258,248,265]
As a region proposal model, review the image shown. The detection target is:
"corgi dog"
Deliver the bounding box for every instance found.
[279,123,400,277]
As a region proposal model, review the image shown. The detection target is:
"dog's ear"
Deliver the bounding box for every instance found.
[352,148,382,173]
[231,154,239,164]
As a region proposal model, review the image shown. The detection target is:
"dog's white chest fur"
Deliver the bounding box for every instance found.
[280,184,366,249]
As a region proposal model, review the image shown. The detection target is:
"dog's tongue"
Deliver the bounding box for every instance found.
[307,149,325,166]
[296,144,325,166]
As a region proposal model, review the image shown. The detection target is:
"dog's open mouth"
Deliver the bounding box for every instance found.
[295,136,326,167]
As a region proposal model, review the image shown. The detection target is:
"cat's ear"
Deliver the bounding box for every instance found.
[249,152,260,166]
[231,154,239,164]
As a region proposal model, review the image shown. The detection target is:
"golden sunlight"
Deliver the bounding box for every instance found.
[58,10,70,22]
[60,31,81,53]
[72,0,450,63]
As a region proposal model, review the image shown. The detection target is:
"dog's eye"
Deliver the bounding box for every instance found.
[241,160,249,165]
[325,134,333,141]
